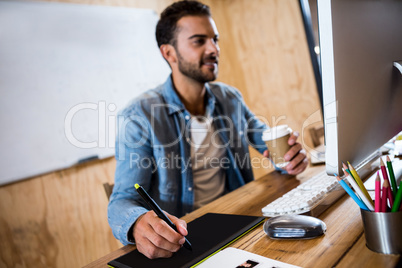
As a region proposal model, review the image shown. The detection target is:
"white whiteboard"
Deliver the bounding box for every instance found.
[0,0,171,185]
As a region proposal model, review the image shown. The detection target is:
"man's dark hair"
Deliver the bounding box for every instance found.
[156,1,211,48]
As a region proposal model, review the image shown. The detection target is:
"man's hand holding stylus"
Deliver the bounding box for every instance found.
[133,210,188,259]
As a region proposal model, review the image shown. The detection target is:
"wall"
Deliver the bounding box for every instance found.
[0,0,321,267]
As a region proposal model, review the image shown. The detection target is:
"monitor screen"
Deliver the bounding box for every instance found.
[318,0,402,175]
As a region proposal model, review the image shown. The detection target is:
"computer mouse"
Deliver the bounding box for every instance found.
[263,215,326,239]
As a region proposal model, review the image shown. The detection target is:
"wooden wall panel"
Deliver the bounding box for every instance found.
[0,0,321,267]
[209,0,321,178]
[0,158,119,267]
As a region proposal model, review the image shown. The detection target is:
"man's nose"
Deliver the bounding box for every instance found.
[206,38,219,56]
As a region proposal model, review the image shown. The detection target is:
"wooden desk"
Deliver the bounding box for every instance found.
[84,166,400,268]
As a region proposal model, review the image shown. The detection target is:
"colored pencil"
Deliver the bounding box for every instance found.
[386,156,398,197]
[392,180,402,212]
[380,158,394,207]
[335,174,369,210]
[375,172,381,212]
[347,162,372,203]
[342,162,351,174]
[342,168,374,210]
[381,179,389,212]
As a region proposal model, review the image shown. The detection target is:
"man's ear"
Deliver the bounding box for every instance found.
[160,44,177,65]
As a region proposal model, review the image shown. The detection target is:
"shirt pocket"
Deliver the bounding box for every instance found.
[153,146,180,195]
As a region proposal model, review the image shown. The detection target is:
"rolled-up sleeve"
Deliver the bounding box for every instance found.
[107,109,153,245]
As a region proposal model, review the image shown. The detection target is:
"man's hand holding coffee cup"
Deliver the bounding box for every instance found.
[262,125,308,175]
[282,131,308,175]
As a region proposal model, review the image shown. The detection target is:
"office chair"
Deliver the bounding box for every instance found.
[103,182,114,200]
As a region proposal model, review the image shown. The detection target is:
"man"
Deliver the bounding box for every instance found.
[108,0,308,259]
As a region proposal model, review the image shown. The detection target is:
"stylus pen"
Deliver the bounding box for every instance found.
[134,183,192,251]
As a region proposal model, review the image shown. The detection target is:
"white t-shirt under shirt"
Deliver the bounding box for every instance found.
[189,115,226,210]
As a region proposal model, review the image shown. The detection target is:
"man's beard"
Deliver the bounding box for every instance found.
[176,51,218,83]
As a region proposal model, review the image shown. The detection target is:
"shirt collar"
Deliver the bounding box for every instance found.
[161,75,216,116]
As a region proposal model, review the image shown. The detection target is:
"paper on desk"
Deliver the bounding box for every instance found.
[310,144,326,165]
[196,247,300,268]
[364,157,402,191]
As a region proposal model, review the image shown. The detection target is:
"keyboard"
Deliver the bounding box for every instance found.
[262,170,345,217]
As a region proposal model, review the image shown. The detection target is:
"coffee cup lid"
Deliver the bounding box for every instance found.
[262,125,292,140]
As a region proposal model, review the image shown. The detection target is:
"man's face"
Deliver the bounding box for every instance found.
[174,15,220,83]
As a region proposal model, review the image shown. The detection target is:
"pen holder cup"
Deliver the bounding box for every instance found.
[360,209,402,254]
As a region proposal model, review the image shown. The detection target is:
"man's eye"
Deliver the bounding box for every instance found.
[194,39,206,45]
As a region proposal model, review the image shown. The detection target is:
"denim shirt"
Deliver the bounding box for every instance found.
[108,76,269,245]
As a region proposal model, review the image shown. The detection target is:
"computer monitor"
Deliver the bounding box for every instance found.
[317,0,402,176]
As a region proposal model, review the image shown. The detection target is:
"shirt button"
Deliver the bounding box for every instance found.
[188,187,193,191]
[239,131,243,135]
[185,115,190,120]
